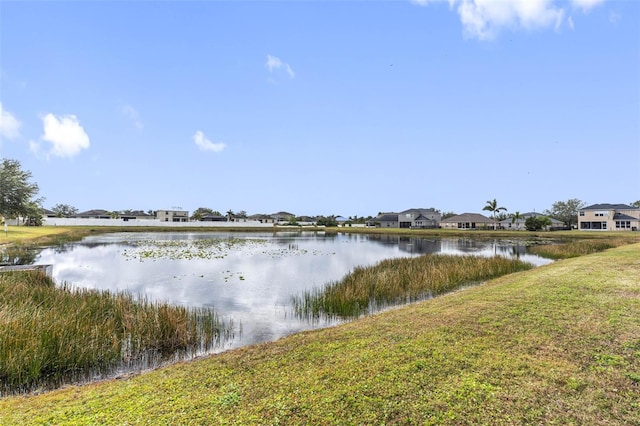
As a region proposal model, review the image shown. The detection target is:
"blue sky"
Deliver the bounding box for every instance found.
[1,0,638,217]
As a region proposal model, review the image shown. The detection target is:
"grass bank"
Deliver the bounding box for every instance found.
[1,243,638,424]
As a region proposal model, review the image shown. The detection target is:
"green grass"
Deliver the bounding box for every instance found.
[0,271,232,395]
[1,242,638,424]
[528,237,633,259]
[292,254,534,319]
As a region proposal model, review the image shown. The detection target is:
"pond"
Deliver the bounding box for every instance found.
[34,232,552,353]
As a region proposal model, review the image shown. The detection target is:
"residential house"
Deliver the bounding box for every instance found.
[119,210,154,221]
[248,214,276,224]
[440,213,493,230]
[75,209,113,219]
[42,208,57,218]
[156,209,189,222]
[368,213,399,228]
[271,212,296,223]
[368,208,441,229]
[200,214,227,222]
[578,203,640,231]
[398,208,440,229]
[499,212,565,231]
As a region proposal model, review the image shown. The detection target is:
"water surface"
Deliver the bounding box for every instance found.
[35,232,551,352]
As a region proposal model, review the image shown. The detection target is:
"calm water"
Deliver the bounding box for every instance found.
[35,232,552,352]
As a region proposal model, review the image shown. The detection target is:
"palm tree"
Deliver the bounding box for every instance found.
[510,211,523,230]
[483,198,507,230]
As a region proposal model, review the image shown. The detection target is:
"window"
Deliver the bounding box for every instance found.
[579,211,585,216]
[602,221,607,230]
[616,221,631,229]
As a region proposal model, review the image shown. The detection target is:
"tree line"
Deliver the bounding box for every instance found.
[2,158,639,228]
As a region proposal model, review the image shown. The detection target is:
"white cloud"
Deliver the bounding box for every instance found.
[266,54,295,79]
[572,0,605,12]
[414,0,608,40]
[568,15,575,29]
[0,102,21,140]
[193,131,226,153]
[41,113,90,158]
[122,105,144,130]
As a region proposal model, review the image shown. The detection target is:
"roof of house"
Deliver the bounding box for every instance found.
[582,203,635,210]
[499,215,563,225]
[120,210,152,217]
[375,214,399,222]
[248,214,273,220]
[76,209,111,217]
[399,208,438,215]
[414,214,436,221]
[271,211,295,219]
[613,213,639,221]
[440,213,492,223]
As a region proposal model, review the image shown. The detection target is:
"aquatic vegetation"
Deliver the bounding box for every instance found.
[292,254,534,320]
[121,237,269,261]
[0,271,234,395]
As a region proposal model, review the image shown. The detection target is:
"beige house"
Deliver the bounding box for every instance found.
[156,209,189,222]
[578,203,640,231]
[440,213,493,230]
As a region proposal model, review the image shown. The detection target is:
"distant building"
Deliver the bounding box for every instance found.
[156,209,189,222]
[578,203,640,231]
[75,209,112,219]
[368,208,441,229]
[119,211,154,221]
[439,213,493,230]
[499,212,565,231]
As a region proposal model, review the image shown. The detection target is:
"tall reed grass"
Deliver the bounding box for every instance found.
[528,238,633,259]
[292,254,534,320]
[0,271,233,395]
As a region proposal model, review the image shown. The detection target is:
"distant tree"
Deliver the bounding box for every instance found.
[226,210,234,222]
[0,159,42,223]
[316,216,338,227]
[52,203,78,218]
[631,200,640,208]
[23,202,43,226]
[347,215,368,224]
[510,211,523,230]
[191,207,214,221]
[525,215,552,231]
[236,210,247,218]
[483,198,507,230]
[441,211,457,219]
[286,216,300,226]
[544,198,586,229]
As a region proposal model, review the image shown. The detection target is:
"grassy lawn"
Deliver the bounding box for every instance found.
[0,226,76,245]
[1,239,638,424]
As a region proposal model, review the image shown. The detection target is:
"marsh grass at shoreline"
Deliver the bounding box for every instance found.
[292,254,534,319]
[528,237,633,259]
[0,271,233,395]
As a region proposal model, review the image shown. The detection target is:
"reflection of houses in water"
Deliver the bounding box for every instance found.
[397,237,442,254]
[495,244,527,257]
[366,235,442,255]
[440,238,483,254]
